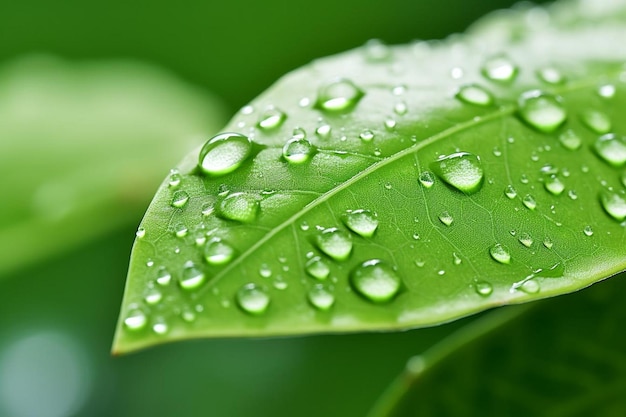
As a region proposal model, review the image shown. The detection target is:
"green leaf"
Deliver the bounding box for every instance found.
[368,271,626,416]
[0,56,226,277]
[114,0,626,353]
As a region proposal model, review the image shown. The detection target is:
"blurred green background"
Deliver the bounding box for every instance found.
[0,0,548,416]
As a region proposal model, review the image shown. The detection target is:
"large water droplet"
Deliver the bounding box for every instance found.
[431,152,484,195]
[518,91,567,133]
[204,237,235,265]
[198,132,252,176]
[474,281,493,297]
[581,110,611,134]
[218,193,259,223]
[342,209,378,237]
[308,284,335,310]
[171,190,190,208]
[600,190,626,221]
[236,284,270,315]
[593,133,626,167]
[536,67,565,85]
[490,243,511,264]
[559,129,582,150]
[482,55,518,82]
[257,107,287,130]
[315,228,353,261]
[315,78,364,113]
[124,307,147,330]
[456,84,494,106]
[179,262,205,290]
[283,137,314,164]
[419,171,435,188]
[305,256,330,280]
[350,259,401,303]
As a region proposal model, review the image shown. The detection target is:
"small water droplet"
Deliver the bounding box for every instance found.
[384,182,392,190]
[156,267,172,286]
[518,90,567,133]
[201,203,214,217]
[342,209,378,237]
[283,137,314,164]
[568,189,578,200]
[520,279,540,294]
[181,307,197,322]
[152,318,168,335]
[350,259,401,303]
[522,194,537,210]
[490,243,511,264]
[438,211,454,227]
[204,237,235,265]
[482,55,518,82]
[536,67,565,85]
[597,84,616,99]
[359,129,374,142]
[144,288,163,305]
[258,263,272,278]
[171,190,190,208]
[236,283,270,315]
[544,175,565,195]
[179,262,205,290]
[218,192,259,223]
[307,284,335,310]
[520,174,529,184]
[392,85,407,96]
[474,281,493,297]
[394,101,408,115]
[315,78,364,113]
[384,118,397,130]
[363,39,391,62]
[136,227,146,239]
[315,228,353,261]
[174,223,188,238]
[241,105,254,115]
[431,152,484,195]
[583,225,594,236]
[450,67,464,79]
[593,133,626,167]
[600,190,626,221]
[273,278,288,290]
[300,221,310,231]
[168,171,182,188]
[581,109,611,134]
[316,123,332,139]
[559,129,582,150]
[257,107,287,130]
[493,147,502,157]
[543,236,554,249]
[452,253,462,265]
[505,185,517,199]
[198,132,252,176]
[124,308,147,330]
[419,171,435,188]
[456,84,494,106]
[305,256,330,280]
[292,127,306,139]
[518,232,533,248]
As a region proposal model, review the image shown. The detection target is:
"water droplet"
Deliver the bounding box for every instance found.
[203,237,235,265]
[543,236,554,249]
[308,284,335,310]
[520,279,540,294]
[363,39,391,62]
[474,281,493,297]
[453,253,462,265]
[315,228,353,261]
[181,307,197,322]
[236,283,270,315]
[581,110,611,134]
[559,129,582,150]
[392,85,407,95]
[384,182,392,190]
[481,55,518,82]
[124,308,147,330]
[359,129,374,142]
[168,171,182,188]
[505,185,517,199]
[490,243,511,264]
[600,190,626,221]
[273,278,288,290]
[241,105,254,115]
[174,223,188,238]
[493,146,502,157]
[152,318,168,335]
[431,152,484,195]
[350,259,401,303]
[342,209,378,237]
[384,118,397,130]
[179,262,205,290]
[218,192,259,223]
[171,190,190,208]
[419,171,435,188]
[305,256,330,280]
[593,133,626,167]
[316,123,332,138]
[518,90,566,133]
[394,101,408,115]
[315,78,364,113]
[136,227,146,239]
[292,127,306,139]
[283,137,314,164]
[536,67,565,85]
[518,232,533,248]
[597,84,616,99]
[198,132,252,176]
[144,288,162,305]
[450,67,464,79]
[544,175,565,195]
[456,84,494,106]
[567,189,578,200]
[583,225,594,236]
[156,267,172,286]
[522,194,537,210]
[438,211,454,227]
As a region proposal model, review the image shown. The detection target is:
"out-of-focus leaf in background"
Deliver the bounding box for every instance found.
[0,56,226,276]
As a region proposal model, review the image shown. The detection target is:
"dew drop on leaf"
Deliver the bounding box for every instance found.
[490,243,511,264]
[394,101,408,115]
[438,211,454,227]
[179,262,206,290]
[350,259,401,303]
[518,232,533,248]
[455,84,494,106]
[517,90,567,133]
[544,175,565,195]
[218,192,260,223]
[305,256,330,280]
[315,228,353,261]
[583,225,594,236]
[580,109,611,134]
[204,237,235,265]
[156,267,172,286]
[283,137,314,164]
[520,279,540,294]
[536,67,565,85]
[198,132,252,176]
[174,223,188,238]
[136,227,146,239]
[152,318,169,335]
[342,209,379,237]
[481,55,518,82]
[505,185,517,199]
[315,123,332,139]
[363,39,391,62]
[431,152,484,195]
[474,281,493,297]
[171,190,190,208]
[257,107,287,130]
[359,129,375,142]
[522,194,537,210]
[124,307,147,331]
[597,84,616,99]
[307,284,335,310]
[600,190,626,221]
[419,171,435,188]
[543,236,554,249]
[593,133,626,167]
[559,129,582,150]
[168,171,182,188]
[236,284,270,315]
[315,78,364,113]
[144,288,162,305]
